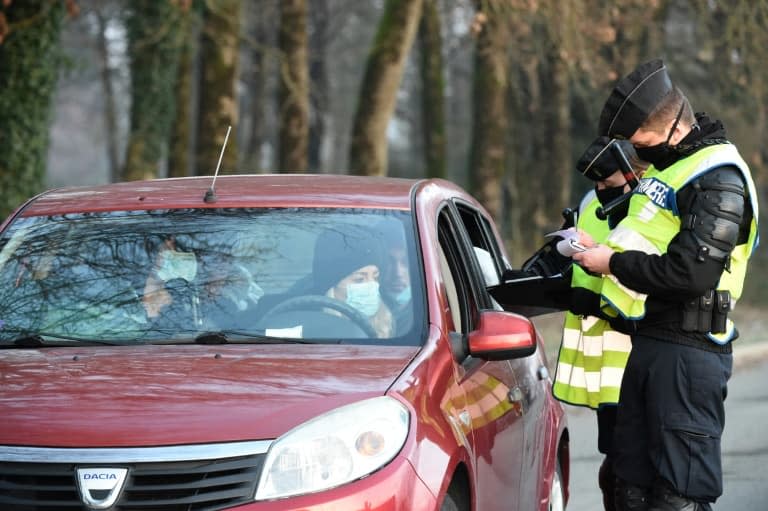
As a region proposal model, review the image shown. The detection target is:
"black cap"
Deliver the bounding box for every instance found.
[576,136,637,181]
[598,59,673,138]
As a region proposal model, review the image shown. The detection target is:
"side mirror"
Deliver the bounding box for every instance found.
[467,310,537,361]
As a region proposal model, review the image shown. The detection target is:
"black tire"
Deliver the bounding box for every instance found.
[440,493,459,511]
[440,481,469,511]
[548,457,565,511]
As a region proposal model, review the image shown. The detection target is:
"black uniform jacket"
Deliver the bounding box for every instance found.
[608,115,754,349]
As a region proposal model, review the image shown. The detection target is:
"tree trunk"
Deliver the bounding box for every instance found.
[705,0,768,194]
[506,51,541,263]
[418,0,446,179]
[541,14,572,223]
[278,0,309,172]
[241,0,274,172]
[349,0,424,176]
[0,1,64,219]
[168,6,198,178]
[308,0,329,172]
[195,0,240,177]
[123,0,186,181]
[468,0,509,224]
[94,8,120,183]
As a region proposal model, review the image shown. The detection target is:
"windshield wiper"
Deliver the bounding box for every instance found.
[1,332,132,348]
[10,334,46,347]
[194,332,229,344]
[194,331,315,345]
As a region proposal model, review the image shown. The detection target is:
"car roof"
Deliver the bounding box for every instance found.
[19,174,423,217]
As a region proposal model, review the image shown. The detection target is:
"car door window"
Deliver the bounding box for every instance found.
[437,243,462,332]
[436,209,479,335]
[454,202,508,288]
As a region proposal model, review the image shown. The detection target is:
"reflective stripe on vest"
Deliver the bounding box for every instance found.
[599,143,760,343]
[553,192,632,408]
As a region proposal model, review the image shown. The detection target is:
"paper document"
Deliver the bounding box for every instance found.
[545,227,588,257]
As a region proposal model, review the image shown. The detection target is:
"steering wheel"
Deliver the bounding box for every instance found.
[259,294,378,338]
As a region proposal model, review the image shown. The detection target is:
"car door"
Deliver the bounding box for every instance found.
[451,201,551,511]
[436,206,524,511]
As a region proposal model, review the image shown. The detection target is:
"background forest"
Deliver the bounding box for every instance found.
[1,0,766,305]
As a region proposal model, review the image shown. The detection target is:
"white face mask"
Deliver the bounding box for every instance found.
[345,281,381,317]
[155,250,198,282]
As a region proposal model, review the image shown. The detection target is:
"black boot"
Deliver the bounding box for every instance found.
[614,478,651,511]
[598,457,616,511]
[648,480,703,511]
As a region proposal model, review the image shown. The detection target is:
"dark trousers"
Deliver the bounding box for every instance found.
[597,406,618,511]
[612,336,732,503]
[597,405,618,456]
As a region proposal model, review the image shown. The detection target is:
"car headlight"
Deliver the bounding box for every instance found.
[255,396,410,500]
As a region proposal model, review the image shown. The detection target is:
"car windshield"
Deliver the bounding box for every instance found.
[0,208,424,346]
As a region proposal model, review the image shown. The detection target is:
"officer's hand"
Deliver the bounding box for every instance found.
[576,229,596,248]
[572,244,614,275]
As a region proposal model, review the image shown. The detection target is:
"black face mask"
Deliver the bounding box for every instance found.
[595,185,624,206]
[595,185,631,227]
[634,101,685,170]
[634,143,681,170]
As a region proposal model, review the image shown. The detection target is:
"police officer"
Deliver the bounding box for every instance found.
[553,136,644,511]
[574,59,759,511]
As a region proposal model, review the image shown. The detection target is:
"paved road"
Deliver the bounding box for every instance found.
[564,343,768,511]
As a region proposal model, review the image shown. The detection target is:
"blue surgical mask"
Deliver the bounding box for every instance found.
[346,281,381,317]
[393,286,411,306]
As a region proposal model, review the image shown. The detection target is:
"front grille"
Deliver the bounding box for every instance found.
[0,443,268,511]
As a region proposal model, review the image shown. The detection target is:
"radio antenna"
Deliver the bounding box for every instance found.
[204,125,232,203]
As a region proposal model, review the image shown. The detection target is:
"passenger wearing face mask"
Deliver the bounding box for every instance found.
[376,220,413,336]
[311,226,393,339]
[142,238,199,326]
[573,59,759,511]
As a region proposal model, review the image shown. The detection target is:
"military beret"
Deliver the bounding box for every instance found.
[598,59,673,138]
[576,136,638,181]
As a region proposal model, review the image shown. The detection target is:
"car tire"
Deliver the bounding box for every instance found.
[440,482,468,511]
[548,457,565,511]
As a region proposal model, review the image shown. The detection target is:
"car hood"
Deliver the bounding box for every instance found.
[0,344,419,447]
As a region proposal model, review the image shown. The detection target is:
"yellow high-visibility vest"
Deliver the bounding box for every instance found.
[553,191,632,408]
[600,143,760,344]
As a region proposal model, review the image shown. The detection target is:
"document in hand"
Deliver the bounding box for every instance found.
[545,227,587,257]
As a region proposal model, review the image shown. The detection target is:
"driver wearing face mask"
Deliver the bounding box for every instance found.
[311,226,393,338]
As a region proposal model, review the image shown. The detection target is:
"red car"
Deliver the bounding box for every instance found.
[0,175,568,511]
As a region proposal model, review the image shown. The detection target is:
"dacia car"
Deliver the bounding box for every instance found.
[0,175,569,511]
